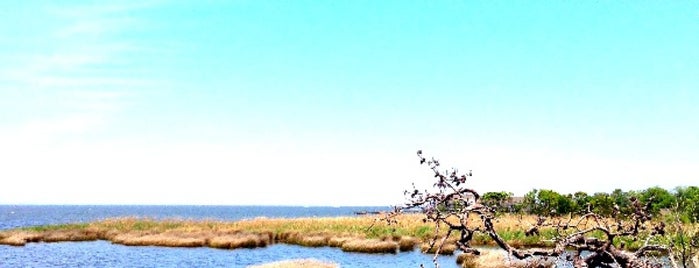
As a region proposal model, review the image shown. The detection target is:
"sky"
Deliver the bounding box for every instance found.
[1,1,697,206]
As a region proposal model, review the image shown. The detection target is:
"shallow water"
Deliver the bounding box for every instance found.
[0,205,464,267]
[0,241,462,268]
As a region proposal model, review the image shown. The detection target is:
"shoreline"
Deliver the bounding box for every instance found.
[0,215,428,254]
[0,214,666,254]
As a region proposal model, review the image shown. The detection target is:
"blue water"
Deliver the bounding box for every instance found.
[0,205,387,230]
[0,205,461,268]
[0,241,461,268]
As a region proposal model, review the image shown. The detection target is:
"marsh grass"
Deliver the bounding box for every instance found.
[41,229,101,243]
[340,238,399,254]
[421,241,457,255]
[0,231,42,246]
[208,232,271,249]
[397,236,419,251]
[279,232,331,247]
[327,236,354,247]
[0,213,664,254]
[22,223,91,232]
[112,232,208,247]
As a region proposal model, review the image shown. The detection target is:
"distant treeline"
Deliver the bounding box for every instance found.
[481,186,699,223]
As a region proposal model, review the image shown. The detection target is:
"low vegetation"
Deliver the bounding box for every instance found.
[0,213,693,255]
[0,214,524,248]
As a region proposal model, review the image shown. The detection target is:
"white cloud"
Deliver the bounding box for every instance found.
[48,1,163,18]
[0,1,161,93]
[54,18,140,38]
[32,76,153,88]
[42,54,107,69]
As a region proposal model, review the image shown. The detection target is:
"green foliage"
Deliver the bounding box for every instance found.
[522,189,574,216]
[516,186,697,221]
[516,186,699,225]
[572,191,591,213]
[481,191,514,213]
[496,229,525,242]
[610,189,638,216]
[590,192,615,217]
[640,186,676,216]
[415,226,433,239]
[675,186,699,223]
[556,194,574,215]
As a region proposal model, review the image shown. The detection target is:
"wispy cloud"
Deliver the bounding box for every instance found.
[7,1,161,81]
[54,17,140,38]
[47,1,163,18]
[0,1,166,143]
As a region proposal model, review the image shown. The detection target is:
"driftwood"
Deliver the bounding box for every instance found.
[385,150,676,268]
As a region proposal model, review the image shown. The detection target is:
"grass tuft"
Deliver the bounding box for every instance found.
[208,233,269,249]
[341,238,398,254]
[398,236,419,251]
[421,241,457,255]
[328,236,354,247]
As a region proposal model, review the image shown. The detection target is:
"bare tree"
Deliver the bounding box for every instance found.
[387,150,677,268]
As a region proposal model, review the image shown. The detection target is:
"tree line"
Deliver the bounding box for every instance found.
[481,186,699,222]
[395,151,695,268]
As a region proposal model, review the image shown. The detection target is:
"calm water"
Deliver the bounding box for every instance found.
[0,205,387,230]
[1,241,462,268]
[0,205,462,268]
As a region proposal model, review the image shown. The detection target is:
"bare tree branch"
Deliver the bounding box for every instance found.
[385,150,675,268]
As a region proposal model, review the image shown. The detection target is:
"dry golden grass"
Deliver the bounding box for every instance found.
[0,213,607,253]
[397,236,419,251]
[208,232,270,249]
[456,253,471,266]
[0,236,28,246]
[248,259,338,268]
[341,238,399,254]
[421,241,457,255]
[111,232,207,247]
[328,236,355,247]
[278,232,332,247]
[0,231,45,246]
[297,235,330,247]
[41,229,101,243]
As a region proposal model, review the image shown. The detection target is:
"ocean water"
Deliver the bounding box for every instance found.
[0,241,462,268]
[0,205,388,230]
[0,205,462,268]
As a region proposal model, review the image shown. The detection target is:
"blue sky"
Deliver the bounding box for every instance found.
[1,1,697,205]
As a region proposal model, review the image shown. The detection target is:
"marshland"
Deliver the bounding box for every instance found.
[0,213,670,250]
[2,209,696,267]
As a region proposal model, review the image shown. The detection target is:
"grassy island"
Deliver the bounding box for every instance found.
[3,213,698,267]
[0,213,674,253]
